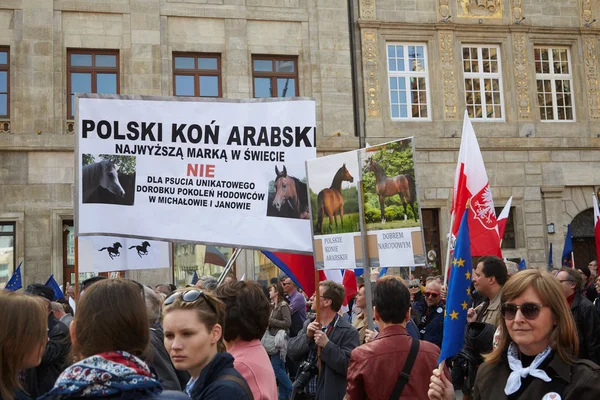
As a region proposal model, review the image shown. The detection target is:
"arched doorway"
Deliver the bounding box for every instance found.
[571,208,597,267]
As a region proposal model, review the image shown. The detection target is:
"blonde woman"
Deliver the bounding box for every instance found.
[0,291,48,400]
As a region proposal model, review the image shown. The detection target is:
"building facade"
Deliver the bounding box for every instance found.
[1,0,599,289]
[0,0,355,287]
[354,0,600,269]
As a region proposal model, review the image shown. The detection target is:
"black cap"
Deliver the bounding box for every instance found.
[25,283,55,302]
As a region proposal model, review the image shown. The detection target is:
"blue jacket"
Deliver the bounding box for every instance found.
[418,303,444,348]
[189,352,251,400]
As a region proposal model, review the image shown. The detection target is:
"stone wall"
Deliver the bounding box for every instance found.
[0,0,356,286]
[356,0,600,268]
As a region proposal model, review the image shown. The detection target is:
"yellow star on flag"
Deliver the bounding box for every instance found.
[457,258,465,267]
[465,271,471,280]
[466,287,471,296]
[452,258,458,267]
[450,311,459,320]
[462,301,468,310]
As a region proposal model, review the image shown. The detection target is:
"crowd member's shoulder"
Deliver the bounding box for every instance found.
[152,391,192,399]
[571,359,600,385]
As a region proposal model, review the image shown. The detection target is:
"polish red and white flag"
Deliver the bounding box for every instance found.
[497,196,513,241]
[451,111,502,257]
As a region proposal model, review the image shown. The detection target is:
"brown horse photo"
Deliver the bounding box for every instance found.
[269,165,310,219]
[364,157,417,224]
[316,164,354,233]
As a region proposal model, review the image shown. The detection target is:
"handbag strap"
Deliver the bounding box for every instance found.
[388,337,420,400]
[215,373,255,400]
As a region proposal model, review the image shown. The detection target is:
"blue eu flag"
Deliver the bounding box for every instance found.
[191,271,199,285]
[45,274,65,301]
[562,224,573,267]
[438,209,473,364]
[518,259,527,271]
[5,262,22,291]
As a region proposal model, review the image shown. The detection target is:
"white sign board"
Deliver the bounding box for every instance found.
[78,236,170,273]
[76,96,316,253]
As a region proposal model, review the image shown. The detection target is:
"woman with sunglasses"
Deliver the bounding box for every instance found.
[162,289,252,400]
[428,269,600,400]
[40,279,189,399]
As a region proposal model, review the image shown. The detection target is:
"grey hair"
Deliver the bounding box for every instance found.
[50,301,64,313]
[505,261,519,276]
[144,286,162,324]
[199,276,218,291]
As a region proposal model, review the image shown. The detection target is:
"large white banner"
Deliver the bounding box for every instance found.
[76,96,316,253]
[78,236,170,273]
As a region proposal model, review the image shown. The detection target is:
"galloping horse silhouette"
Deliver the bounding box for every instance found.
[82,160,125,203]
[98,242,123,260]
[364,157,417,224]
[316,164,354,234]
[129,241,151,258]
[272,166,310,219]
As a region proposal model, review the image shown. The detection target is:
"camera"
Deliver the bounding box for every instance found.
[292,360,319,389]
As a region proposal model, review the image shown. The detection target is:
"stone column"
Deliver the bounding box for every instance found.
[541,186,565,269]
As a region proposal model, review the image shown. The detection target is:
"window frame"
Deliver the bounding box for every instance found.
[172,52,222,98]
[386,42,431,121]
[534,46,575,122]
[0,47,9,118]
[251,55,299,98]
[461,45,505,121]
[0,222,16,284]
[67,49,120,119]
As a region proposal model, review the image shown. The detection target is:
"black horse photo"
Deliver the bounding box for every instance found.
[129,241,151,258]
[98,242,123,260]
[82,154,136,206]
[266,165,310,219]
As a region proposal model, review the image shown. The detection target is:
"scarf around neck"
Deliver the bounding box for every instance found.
[504,342,552,395]
[39,351,162,399]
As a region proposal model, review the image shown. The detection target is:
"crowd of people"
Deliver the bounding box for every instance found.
[2,258,600,399]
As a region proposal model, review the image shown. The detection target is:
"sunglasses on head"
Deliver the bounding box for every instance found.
[164,289,215,312]
[501,302,545,320]
[424,292,439,298]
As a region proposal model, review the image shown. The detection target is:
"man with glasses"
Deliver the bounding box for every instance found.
[288,280,359,400]
[417,280,444,348]
[556,267,600,364]
[282,276,307,338]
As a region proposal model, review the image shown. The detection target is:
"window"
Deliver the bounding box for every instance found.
[252,56,298,98]
[173,244,234,287]
[0,48,8,117]
[495,206,516,249]
[173,53,221,98]
[0,222,15,287]
[462,46,504,120]
[422,209,442,274]
[534,47,574,121]
[386,43,430,120]
[67,50,119,118]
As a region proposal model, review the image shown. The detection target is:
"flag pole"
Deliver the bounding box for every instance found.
[443,212,455,289]
[74,236,79,299]
[314,268,321,372]
[571,252,575,269]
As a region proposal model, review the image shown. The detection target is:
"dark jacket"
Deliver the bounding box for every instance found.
[584,281,598,303]
[24,313,71,398]
[417,303,444,348]
[571,291,600,365]
[189,352,251,400]
[268,300,291,336]
[472,351,600,399]
[148,326,191,390]
[74,392,191,400]
[345,325,441,400]
[288,315,360,400]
